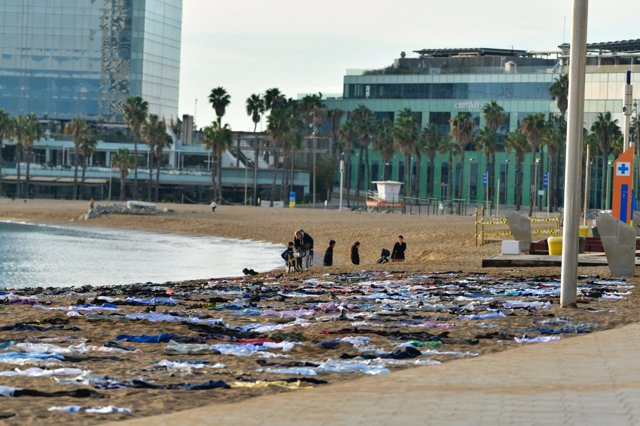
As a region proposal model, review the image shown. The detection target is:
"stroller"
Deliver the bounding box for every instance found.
[377,248,390,264]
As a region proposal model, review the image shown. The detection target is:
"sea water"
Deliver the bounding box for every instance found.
[0,221,284,289]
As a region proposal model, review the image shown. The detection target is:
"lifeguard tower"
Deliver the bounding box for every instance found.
[366,181,404,211]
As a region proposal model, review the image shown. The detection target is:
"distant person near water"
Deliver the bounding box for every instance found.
[323,240,336,266]
[351,241,360,265]
[294,229,314,271]
[391,235,406,262]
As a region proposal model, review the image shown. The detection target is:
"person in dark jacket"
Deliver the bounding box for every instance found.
[323,240,336,266]
[294,229,314,270]
[391,235,406,261]
[351,241,360,265]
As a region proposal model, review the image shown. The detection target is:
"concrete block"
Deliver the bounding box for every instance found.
[501,240,520,255]
[596,214,636,277]
[505,212,531,252]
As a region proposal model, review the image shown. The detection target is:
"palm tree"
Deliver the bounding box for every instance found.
[392,108,419,198]
[521,113,547,216]
[14,114,42,199]
[450,112,475,199]
[422,125,444,199]
[438,136,461,206]
[78,131,98,194]
[208,87,231,126]
[264,88,285,111]
[112,148,134,201]
[64,117,90,200]
[246,93,265,204]
[325,108,345,200]
[267,99,302,201]
[549,74,569,120]
[154,126,172,201]
[203,121,232,203]
[123,96,149,198]
[505,129,529,211]
[591,112,621,209]
[141,114,164,200]
[372,118,395,181]
[350,105,376,196]
[300,93,326,205]
[0,109,12,195]
[542,117,566,211]
[481,100,507,205]
[338,119,357,207]
[474,127,498,208]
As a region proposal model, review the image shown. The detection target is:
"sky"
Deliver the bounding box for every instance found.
[178,0,640,131]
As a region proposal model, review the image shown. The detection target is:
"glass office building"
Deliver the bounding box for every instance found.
[325,42,640,208]
[0,0,181,122]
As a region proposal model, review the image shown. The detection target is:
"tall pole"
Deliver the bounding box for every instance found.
[623,71,632,151]
[312,134,317,208]
[583,144,590,226]
[561,0,589,308]
[339,153,344,212]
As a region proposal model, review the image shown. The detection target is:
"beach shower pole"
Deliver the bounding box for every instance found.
[583,144,590,226]
[561,0,588,308]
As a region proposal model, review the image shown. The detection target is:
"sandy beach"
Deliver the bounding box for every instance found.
[0,199,638,425]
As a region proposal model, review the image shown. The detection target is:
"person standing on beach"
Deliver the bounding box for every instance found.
[210,201,217,214]
[323,240,336,266]
[351,241,360,265]
[294,229,314,271]
[391,235,406,262]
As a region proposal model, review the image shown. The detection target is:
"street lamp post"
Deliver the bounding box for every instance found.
[533,157,540,214]
[339,152,345,212]
[504,159,509,208]
[606,160,613,210]
[467,158,474,202]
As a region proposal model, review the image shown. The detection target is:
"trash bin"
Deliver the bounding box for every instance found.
[579,226,589,238]
[547,236,562,255]
[578,236,586,253]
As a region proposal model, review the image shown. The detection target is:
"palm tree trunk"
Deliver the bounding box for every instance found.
[210,149,218,202]
[253,134,259,205]
[120,172,126,201]
[364,144,370,193]
[73,149,79,200]
[16,146,22,198]
[458,151,466,199]
[516,159,522,211]
[149,152,155,201]
[270,148,278,207]
[217,149,223,203]
[415,157,421,200]
[155,156,161,201]
[429,158,436,198]
[133,135,138,198]
[25,150,32,199]
[355,147,364,197]
[405,153,411,198]
[81,157,87,199]
[528,149,536,217]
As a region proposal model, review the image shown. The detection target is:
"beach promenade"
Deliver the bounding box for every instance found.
[105,322,640,426]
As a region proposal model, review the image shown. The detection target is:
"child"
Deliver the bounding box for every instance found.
[323,240,336,266]
[391,235,406,262]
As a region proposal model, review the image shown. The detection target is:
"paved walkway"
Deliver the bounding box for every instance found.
[105,323,640,426]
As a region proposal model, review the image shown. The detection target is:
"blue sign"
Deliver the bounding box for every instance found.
[482,171,488,186]
[543,172,548,189]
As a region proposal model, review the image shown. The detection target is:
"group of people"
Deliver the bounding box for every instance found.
[281,230,406,271]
